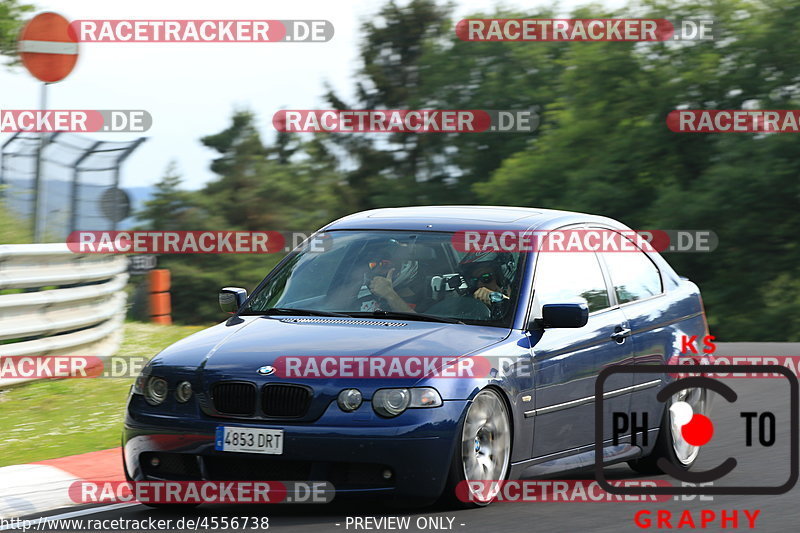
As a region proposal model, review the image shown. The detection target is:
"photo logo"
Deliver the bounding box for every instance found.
[669,395,713,447]
[595,364,798,495]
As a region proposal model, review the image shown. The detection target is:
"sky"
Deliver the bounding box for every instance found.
[0,0,625,191]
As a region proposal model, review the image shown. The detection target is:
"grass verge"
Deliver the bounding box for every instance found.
[0,321,205,467]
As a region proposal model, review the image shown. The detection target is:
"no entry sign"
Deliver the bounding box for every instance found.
[18,12,79,83]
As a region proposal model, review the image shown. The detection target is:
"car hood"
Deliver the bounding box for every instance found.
[152,315,509,380]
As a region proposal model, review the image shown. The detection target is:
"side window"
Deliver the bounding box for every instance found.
[533,251,610,314]
[600,246,662,304]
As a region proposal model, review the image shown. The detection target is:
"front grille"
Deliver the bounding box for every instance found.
[212,382,256,416]
[262,384,312,418]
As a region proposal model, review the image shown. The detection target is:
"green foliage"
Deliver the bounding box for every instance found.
[473,0,800,339]
[0,201,30,243]
[135,161,215,231]
[0,0,34,67]
[136,0,799,340]
[136,113,351,324]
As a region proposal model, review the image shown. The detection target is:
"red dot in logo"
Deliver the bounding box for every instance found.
[681,413,714,446]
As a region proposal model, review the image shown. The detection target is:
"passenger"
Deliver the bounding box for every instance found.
[459,253,513,308]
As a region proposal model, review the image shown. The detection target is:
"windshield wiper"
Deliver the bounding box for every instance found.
[243,307,353,318]
[349,310,463,324]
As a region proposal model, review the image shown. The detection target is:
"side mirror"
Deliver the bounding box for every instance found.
[536,302,589,329]
[219,287,247,315]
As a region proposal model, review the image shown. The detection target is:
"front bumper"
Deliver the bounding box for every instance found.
[123,397,468,502]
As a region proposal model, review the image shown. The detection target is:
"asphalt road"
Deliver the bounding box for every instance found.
[8,343,800,533]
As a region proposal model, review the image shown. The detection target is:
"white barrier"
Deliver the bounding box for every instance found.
[0,244,128,388]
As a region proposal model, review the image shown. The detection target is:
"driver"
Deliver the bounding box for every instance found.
[357,240,428,313]
[364,259,418,312]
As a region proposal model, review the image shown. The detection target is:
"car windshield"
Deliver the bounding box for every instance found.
[241,230,525,328]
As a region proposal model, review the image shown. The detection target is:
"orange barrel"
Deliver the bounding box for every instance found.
[148,269,172,325]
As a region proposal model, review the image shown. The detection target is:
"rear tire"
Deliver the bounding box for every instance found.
[628,388,707,474]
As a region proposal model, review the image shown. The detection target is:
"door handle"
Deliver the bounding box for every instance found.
[611,327,632,340]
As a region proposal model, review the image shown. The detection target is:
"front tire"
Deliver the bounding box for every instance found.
[441,388,512,507]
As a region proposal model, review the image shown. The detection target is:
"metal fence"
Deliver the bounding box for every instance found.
[0,243,128,388]
[0,132,145,241]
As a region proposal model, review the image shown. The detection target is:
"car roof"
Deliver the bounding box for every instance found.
[324,205,626,232]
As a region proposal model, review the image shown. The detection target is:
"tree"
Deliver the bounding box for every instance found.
[0,0,34,67]
[136,112,351,324]
[475,0,800,340]
[135,162,214,231]
[200,110,270,229]
[324,1,570,207]
[323,0,453,208]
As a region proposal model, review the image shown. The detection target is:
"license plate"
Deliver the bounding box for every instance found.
[215,426,283,455]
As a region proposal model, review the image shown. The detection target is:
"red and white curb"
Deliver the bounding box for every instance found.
[0,448,123,520]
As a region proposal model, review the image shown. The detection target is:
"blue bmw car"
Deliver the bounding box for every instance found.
[123,206,710,506]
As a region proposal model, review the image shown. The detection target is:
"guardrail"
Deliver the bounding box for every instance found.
[0,244,128,388]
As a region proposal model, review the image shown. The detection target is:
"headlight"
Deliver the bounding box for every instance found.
[144,376,168,406]
[175,381,193,403]
[372,387,444,417]
[372,387,443,417]
[337,389,362,412]
[373,389,410,417]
